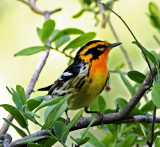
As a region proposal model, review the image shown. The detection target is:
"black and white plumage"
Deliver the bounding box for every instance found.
[39,61,90,107]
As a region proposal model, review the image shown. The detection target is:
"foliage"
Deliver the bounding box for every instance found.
[1,0,160,147]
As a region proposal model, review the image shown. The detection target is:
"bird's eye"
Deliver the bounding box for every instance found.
[96,45,102,48]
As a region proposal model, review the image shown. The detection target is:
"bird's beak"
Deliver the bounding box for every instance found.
[108,42,122,48]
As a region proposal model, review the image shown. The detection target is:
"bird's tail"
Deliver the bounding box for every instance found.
[37,84,52,91]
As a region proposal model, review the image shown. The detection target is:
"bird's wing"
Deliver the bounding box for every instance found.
[48,62,81,95]
[41,61,89,100]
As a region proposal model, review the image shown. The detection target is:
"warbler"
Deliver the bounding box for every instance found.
[39,40,121,121]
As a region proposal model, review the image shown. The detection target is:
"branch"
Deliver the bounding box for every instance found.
[7,115,160,147]
[0,0,61,134]
[7,64,158,146]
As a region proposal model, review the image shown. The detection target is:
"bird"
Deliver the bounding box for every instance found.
[38,40,121,122]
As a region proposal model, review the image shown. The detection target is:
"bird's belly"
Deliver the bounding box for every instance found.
[68,73,108,110]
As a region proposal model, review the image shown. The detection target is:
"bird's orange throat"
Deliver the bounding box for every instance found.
[89,49,110,77]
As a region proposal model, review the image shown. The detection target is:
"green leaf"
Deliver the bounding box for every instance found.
[133,124,146,136]
[132,41,158,66]
[16,136,49,145]
[148,2,160,31]
[63,32,96,51]
[90,96,106,116]
[149,2,160,18]
[0,104,27,128]
[36,27,42,41]
[151,81,160,107]
[52,28,84,42]
[83,131,105,147]
[11,89,23,110]
[106,124,117,138]
[51,102,68,124]
[155,137,160,147]
[3,118,27,137]
[28,143,43,147]
[23,107,40,118]
[150,51,160,62]
[115,97,127,110]
[53,121,68,143]
[140,100,154,112]
[6,86,13,95]
[71,119,95,146]
[16,85,26,105]
[79,137,90,145]
[54,35,70,49]
[134,139,148,145]
[121,125,135,136]
[120,136,136,147]
[61,109,83,140]
[27,96,44,111]
[43,138,57,146]
[44,102,68,128]
[118,69,135,96]
[153,35,160,45]
[104,1,112,10]
[35,96,64,112]
[71,137,90,146]
[104,109,116,114]
[73,9,85,18]
[81,119,95,139]
[14,46,48,56]
[127,70,146,84]
[44,96,70,129]
[115,97,143,115]
[22,105,39,123]
[101,134,114,147]
[82,0,92,5]
[41,19,55,43]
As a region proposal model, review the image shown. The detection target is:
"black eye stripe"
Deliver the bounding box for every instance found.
[84,47,101,56]
[96,44,107,49]
[84,44,107,56]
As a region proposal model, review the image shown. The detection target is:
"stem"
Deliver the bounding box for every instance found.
[55,49,74,59]
[26,127,31,136]
[147,105,157,147]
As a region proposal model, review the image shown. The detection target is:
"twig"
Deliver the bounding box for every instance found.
[109,70,127,74]
[7,64,158,147]
[109,21,134,70]
[98,1,153,84]
[25,49,50,98]
[147,105,157,147]
[55,49,74,60]
[0,0,61,134]
[97,0,133,70]
[19,0,62,16]
[0,134,12,147]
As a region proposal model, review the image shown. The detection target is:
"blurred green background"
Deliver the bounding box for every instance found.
[0,0,159,144]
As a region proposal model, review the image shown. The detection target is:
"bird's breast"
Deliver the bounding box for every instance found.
[68,59,109,110]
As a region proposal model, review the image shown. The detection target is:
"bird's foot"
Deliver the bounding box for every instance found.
[84,107,104,124]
